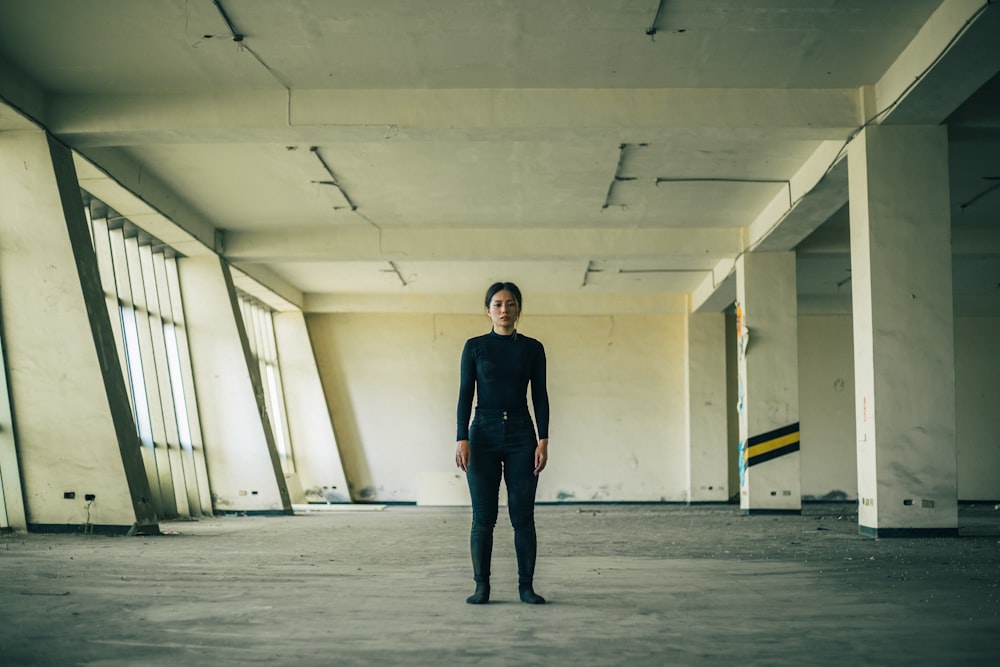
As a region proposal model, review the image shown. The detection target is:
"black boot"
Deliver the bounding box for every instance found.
[514,523,545,604]
[467,525,493,604]
[467,581,490,605]
[519,583,546,605]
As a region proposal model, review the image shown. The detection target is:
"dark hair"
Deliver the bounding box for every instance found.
[484,281,522,310]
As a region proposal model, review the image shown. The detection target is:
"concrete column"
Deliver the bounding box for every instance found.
[736,251,802,514]
[178,256,291,514]
[0,130,157,533]
[273,310,350,504]
[0,310,27,532]
[685,312,729,503]
[848,125,957,537]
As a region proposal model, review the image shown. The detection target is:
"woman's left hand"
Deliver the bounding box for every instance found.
[534,439,548,476]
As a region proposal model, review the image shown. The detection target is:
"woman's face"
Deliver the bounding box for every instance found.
[487,289,519,333]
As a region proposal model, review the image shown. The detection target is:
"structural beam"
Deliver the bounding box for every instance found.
[46,88,861,146]
[0,129,158,534]
[878,0,1000,126]
[224,226,743,263]
[303,291,689,316]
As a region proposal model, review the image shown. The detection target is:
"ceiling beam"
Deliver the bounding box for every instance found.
[303,291,690,316]
[230,264,303,311]
[46,88,862,146]
[877,0,1000,126]
[222,226,743,263]
[73,148,220,256]
[749,141,849,252]
[0,53,45,130]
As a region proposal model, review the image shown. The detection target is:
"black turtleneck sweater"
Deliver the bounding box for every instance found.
[456,330,549,441]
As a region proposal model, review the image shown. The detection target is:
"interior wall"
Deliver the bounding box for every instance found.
[307,312,688,503]
[685,313,730,502]
[955,316,1000,501]
[179,257,290,513]
[0,130,144,531]
[798,315,858,501]
[796,314,1000,503]
[273,311,350,504]
[303,309,998,505]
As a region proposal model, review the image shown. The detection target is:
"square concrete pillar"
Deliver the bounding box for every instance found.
[0,130,157,533]
[848,125,958,537]
[178,256,291,514]
[736,252,802,514]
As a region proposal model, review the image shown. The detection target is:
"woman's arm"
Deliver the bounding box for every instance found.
[456,440,470,471]
[531,341,550,475]
[530,341,550,439]
[456,340,477,441]
[534,438,548,475]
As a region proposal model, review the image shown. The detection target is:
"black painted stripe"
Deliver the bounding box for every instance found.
[746,422,800,468]
[747,422,800,447]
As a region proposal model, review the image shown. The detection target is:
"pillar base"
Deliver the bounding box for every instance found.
[859,525,958,538]
[213,508,293,517]
[28,523,153,536]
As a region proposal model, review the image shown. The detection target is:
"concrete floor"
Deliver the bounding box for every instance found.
[1,503,998,666]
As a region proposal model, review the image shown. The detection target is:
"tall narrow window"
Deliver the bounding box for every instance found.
[120,306,154,447]
[163,322,193,451]
[85,193,211,519]
[238,294,295,473]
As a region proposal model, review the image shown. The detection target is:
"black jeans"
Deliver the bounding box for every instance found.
[467,408,539,586]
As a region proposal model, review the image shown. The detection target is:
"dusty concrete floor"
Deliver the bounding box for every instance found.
[1,503,999,666]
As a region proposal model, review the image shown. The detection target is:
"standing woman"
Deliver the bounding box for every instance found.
[455,282,549,605]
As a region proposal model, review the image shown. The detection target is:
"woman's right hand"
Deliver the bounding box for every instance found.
[455,440,470,472]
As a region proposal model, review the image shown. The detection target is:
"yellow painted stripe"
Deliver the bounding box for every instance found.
[747,431,800,459]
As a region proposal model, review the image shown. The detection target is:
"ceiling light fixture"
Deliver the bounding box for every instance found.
[308,147,388,252]
[384,261,408,287]
[959,177,1000,211]
[209,0,291,90]
[645,0,667,37]
[310,146,357,211]
[580,260,603,288]
[602,143,648,210]
[617,268,711,274]
[655,177,793,208]
[210,0,243,42]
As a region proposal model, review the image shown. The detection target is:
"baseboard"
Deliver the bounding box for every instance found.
[859,525,959,538]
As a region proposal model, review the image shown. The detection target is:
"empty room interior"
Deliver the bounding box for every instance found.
[0,1,998,665]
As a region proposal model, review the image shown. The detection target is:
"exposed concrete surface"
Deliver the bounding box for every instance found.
[1,503,998,666]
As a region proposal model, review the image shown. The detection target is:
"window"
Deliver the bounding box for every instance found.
[238,295,295,474]
[86,193,210,519]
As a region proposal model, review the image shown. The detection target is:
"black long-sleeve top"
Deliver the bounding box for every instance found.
[456,330,549,441]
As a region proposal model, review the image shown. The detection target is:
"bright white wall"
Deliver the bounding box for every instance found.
[307,312,688,503]
[955,316,1000,501]
[304,309,998,505]
[797,314,1000,503]
[0,130,143,529]
[180,257,289,513]
[273,311,350,503]
[532,314,687,502]
[685,313,730,502]
[798,315,858,500]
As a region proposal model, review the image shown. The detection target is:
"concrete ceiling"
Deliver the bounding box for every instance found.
[0,0,998,315]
